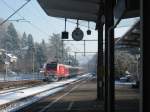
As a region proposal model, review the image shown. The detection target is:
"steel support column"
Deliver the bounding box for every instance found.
[62,40,64,63]
[84,40,86,56]
[97,26,104,100]
[74,52,77,65]
[105,0,115,112]
[140,0,143,111]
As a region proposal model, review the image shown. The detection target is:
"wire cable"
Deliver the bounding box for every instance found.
[0,0,31,25]
[1,0,50,37]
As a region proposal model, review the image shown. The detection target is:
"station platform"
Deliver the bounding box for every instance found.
[115,84,139,112]
[18,77,104,112]
[17,77,139,112]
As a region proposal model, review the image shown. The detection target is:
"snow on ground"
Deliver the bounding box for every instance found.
[0,73,91,106]
[4,87,65,112]
[0,87,27,94]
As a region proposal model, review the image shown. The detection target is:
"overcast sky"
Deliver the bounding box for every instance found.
[0,0,139,63]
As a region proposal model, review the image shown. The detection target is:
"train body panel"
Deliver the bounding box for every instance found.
[57,64,69,77]
[42,61,85,81]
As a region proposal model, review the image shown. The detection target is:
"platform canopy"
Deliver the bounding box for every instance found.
[115,20,140,54]
[37,0,140,29]
[37,0,101,22]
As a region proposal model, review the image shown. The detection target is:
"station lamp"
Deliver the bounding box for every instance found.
[87,21,91,35]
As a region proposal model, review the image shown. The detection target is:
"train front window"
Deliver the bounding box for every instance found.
[46,63,57,70]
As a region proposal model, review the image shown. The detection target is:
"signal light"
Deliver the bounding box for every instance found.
[61,18,69,39]
[62,31,69,39]
[87,29,91,35]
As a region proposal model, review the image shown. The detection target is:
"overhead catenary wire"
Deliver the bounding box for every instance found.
[26,0,96,32]
[63,39,98,53]
[1,0,105,41]
[0,0,98,65]
[1,0,125,51]
[1,0,134,38]
[27,22,50,37]
[0,0,31,25]
[65,42,97,55]
[0,0,50,37]
[29,0,55,32]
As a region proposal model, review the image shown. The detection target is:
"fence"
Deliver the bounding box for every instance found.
[0,72,45,82]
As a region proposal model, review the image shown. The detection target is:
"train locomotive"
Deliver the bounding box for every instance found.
[42,61,85,82]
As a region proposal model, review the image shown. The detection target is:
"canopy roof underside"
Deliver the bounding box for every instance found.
[37,0,101,22]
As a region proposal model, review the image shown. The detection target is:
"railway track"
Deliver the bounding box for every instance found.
[0,83,48,95]
[38,77,92,112]
[0,80,45,91]
[17,75,98,112]
[0,73,92,112]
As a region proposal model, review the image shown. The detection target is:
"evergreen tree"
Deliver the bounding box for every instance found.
[1,34,12,51]
[34,43,47,71]
[21,32,28,48]
[23,34,34,73]
[0,53,5,64]
[7,23,20,52]
[49,34,69,63]
[41,39,47,64]
[27,34,34,49]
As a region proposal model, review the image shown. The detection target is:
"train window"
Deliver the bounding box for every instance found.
[46,63,57,70]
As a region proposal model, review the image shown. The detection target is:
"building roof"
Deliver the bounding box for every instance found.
[115,20,140,47]
[115,20,140,55]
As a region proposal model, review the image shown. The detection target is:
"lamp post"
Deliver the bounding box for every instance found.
[4,43,9,81]
[32,47,35,79]
[32,49,34,73]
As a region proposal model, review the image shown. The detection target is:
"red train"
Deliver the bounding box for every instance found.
[42,61,85,82]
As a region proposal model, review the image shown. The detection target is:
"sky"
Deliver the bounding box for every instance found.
[0,0,140,63]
